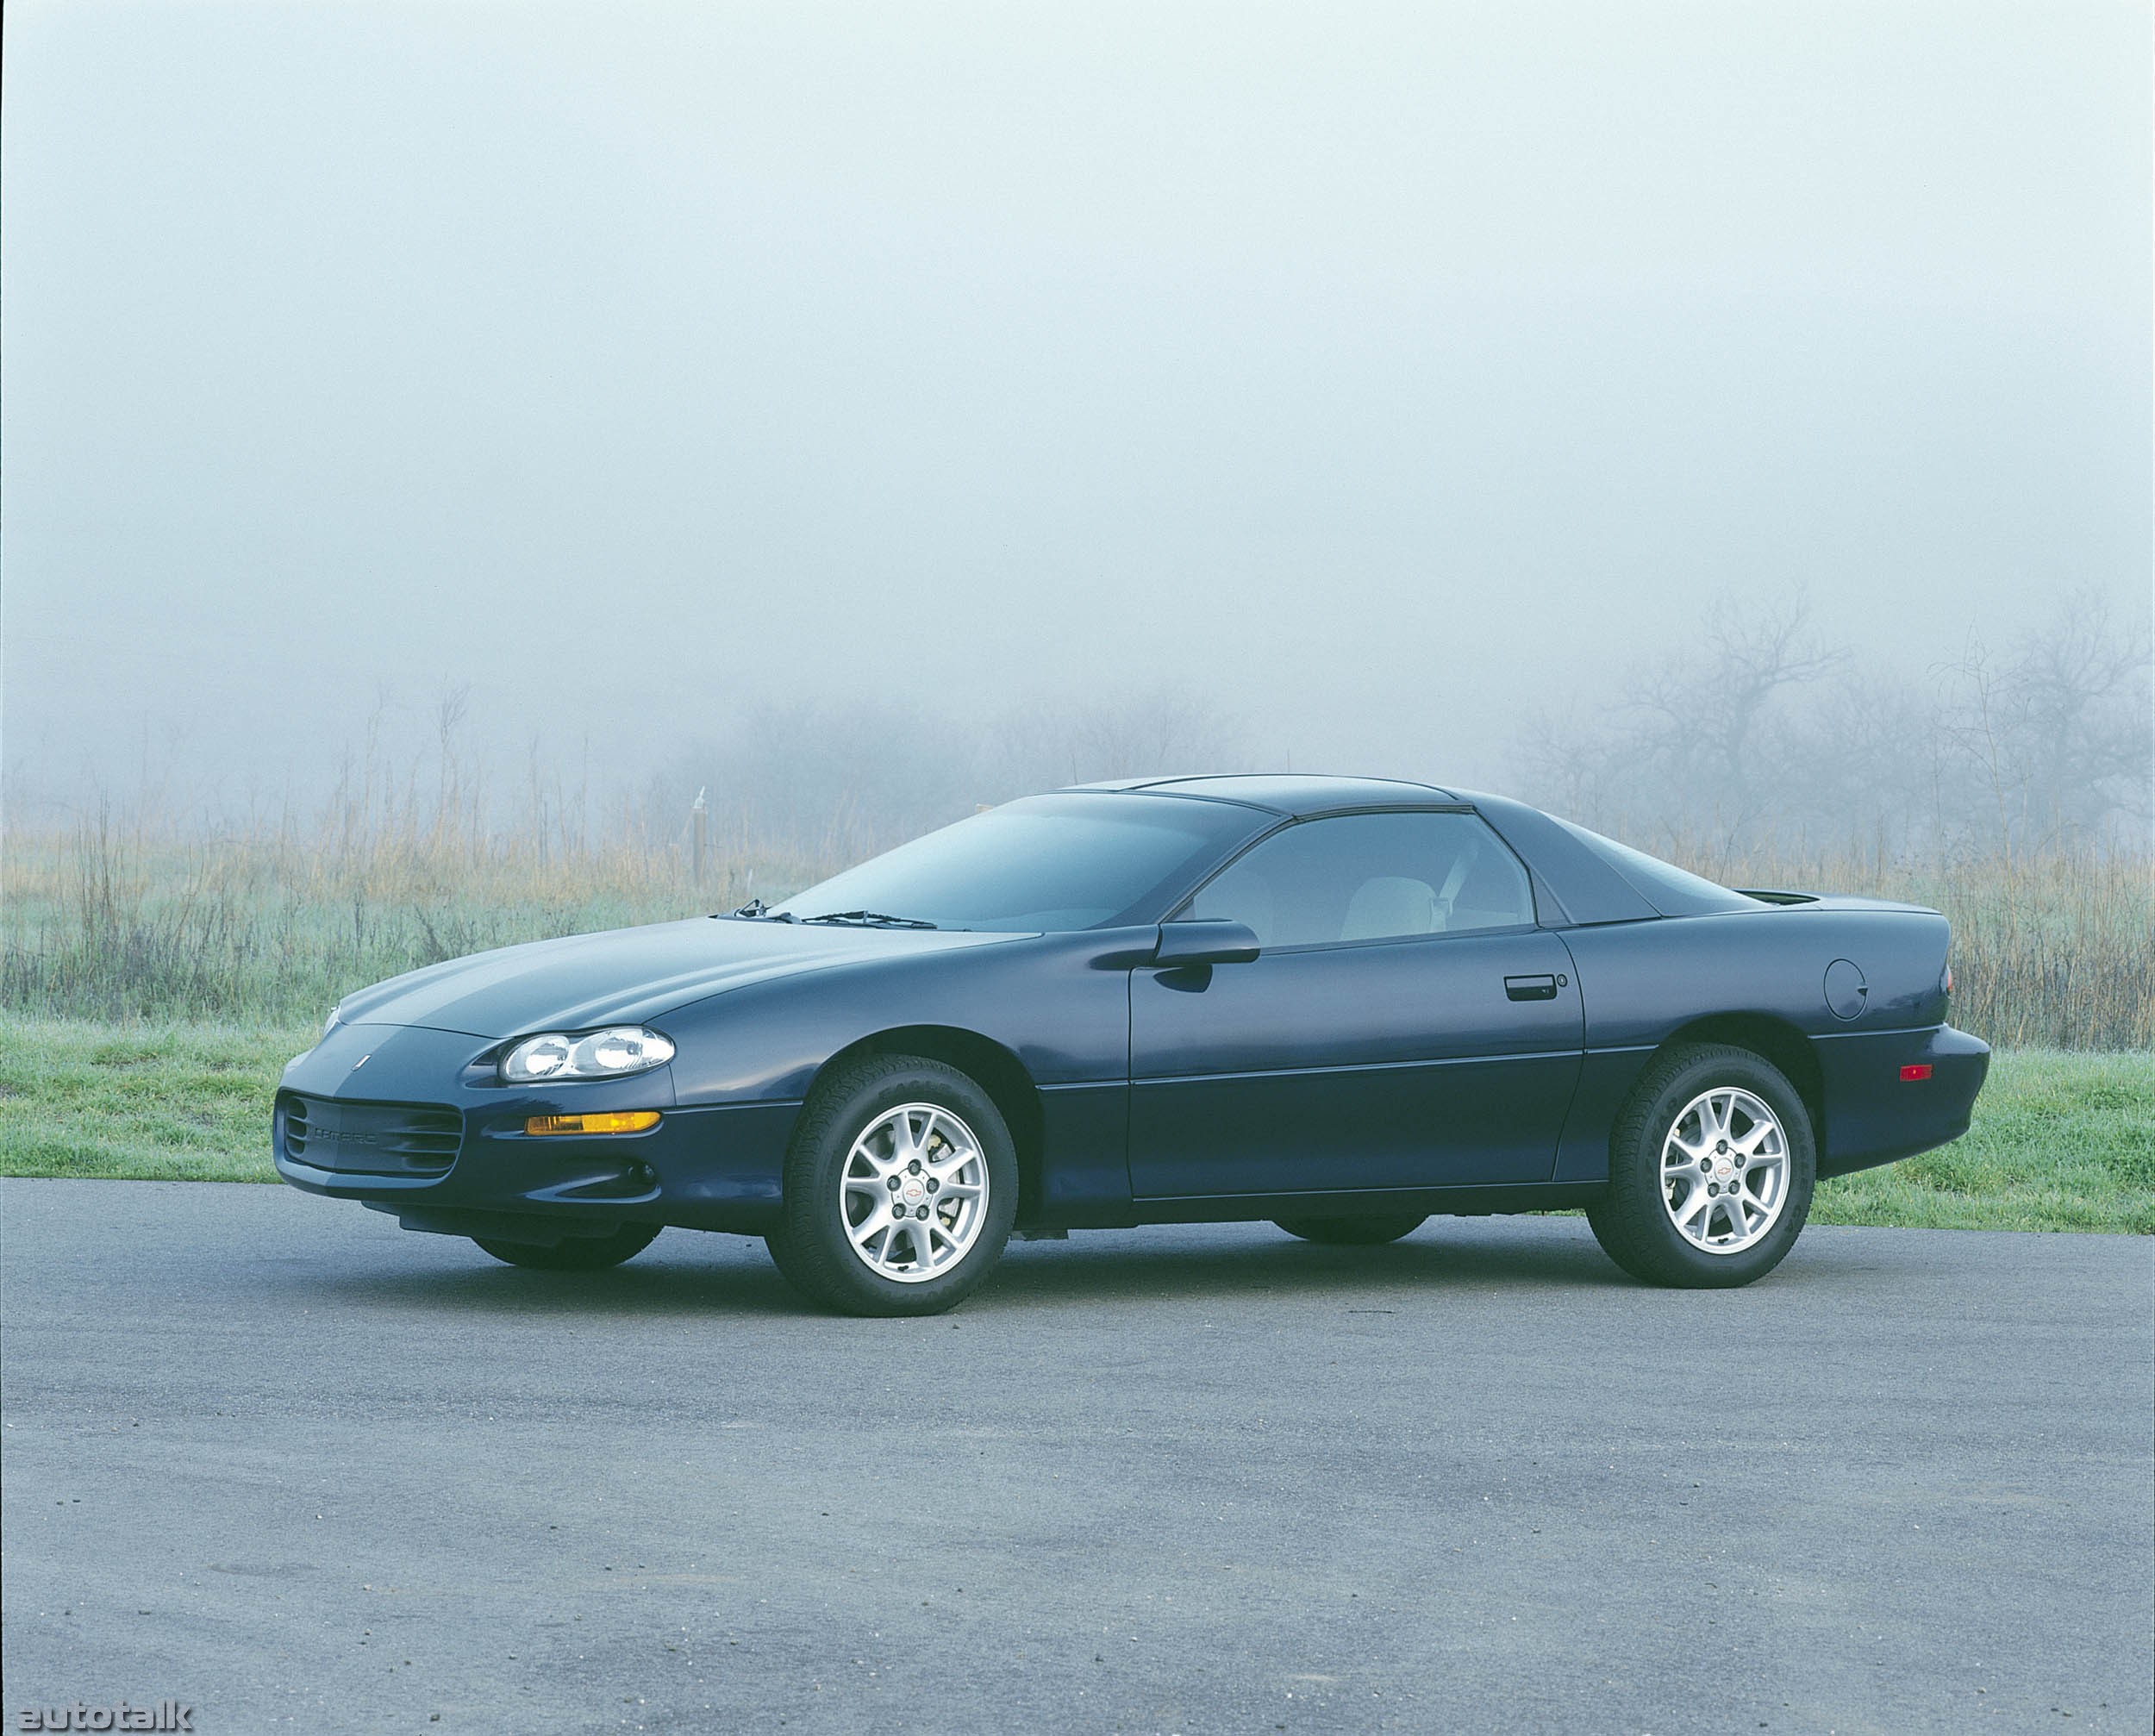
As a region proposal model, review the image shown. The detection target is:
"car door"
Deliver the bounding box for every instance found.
[1127,809,1584,1200]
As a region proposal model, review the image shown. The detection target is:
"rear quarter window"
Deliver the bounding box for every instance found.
[1552,820,1765,916]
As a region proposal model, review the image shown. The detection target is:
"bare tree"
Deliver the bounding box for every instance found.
[988,690,1256,793]
[1517,590,1846,849]
[1935,589,2153,856]
[1509,586,2151,863]
[431,682,473,847]
[1626,593,1846,838]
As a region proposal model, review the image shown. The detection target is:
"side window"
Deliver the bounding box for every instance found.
[1181,812,1535,948]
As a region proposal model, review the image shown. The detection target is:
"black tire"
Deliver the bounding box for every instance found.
[472,1223,661,1271]
[765,1054,1018,1317]
[1587,1043,1816,1289]
[1273,1213,1428,1246]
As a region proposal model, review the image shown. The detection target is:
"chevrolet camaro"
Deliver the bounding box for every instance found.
[274,775,1989,1314]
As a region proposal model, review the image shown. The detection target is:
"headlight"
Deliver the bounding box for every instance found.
[501,1026,676,1083]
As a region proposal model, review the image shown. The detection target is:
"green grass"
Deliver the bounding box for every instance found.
[0,1019,310,1183]
[2,1019,2147,1232]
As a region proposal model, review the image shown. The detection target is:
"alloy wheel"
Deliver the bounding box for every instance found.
[1659,1086,1790,1255]
[840,1102,990,1284]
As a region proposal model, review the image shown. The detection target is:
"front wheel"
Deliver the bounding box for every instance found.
[473,1223,660,1271]
[1273,1213,1428,1246]
[765,1054,1017,1316]
[1587,1044,1816,1289]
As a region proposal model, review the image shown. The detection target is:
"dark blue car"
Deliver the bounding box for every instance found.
[274,775,1989,1314]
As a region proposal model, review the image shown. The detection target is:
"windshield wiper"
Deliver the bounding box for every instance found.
[797,909,939,929]
[727,899,795,921]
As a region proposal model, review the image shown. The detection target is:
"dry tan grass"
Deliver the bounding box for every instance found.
[2,809,828,1027]
[1668,840,2152,1051]
[4,814,2147,1048]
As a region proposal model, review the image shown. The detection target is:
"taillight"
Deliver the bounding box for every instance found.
[1940,961,1953,996]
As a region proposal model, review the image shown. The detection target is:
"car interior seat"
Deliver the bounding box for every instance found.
[1339,875,1441,941]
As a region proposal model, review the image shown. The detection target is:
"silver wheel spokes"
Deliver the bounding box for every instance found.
[840,1102,989,1285]
[1660,1086,1790,1256]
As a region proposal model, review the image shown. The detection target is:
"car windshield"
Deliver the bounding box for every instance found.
[1552,818,1765,915]
[769,794,1269,931]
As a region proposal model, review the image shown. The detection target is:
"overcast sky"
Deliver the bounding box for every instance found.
[3,0,2148,815]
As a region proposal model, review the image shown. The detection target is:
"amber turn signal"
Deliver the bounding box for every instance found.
[524,1111,661,1136]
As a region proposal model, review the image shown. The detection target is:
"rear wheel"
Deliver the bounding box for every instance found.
[1273,1213,1428,1246]
[1587,1043,1815,1288]
[473,1223,660,1271]
[765,1054,1017,1317]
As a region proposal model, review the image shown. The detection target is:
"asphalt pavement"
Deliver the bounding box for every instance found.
[3,1177,2149,1734]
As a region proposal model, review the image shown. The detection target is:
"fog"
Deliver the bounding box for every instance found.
[3,1,2149,828]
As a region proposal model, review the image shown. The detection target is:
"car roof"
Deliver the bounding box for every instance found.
[1063,772,1459,816]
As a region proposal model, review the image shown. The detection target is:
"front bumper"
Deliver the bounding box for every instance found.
[272,1021,798,1237]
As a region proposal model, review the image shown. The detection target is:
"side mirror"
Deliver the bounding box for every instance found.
[1153,920,1261,967]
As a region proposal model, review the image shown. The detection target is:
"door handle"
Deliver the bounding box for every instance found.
[1504,973,1562,1001]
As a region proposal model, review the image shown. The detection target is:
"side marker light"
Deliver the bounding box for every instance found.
[1899,1065,1933,1083]
[525,1111,661,1136]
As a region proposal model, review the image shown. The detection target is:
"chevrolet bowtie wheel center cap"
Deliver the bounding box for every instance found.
[842,1103,992,1284]
[1659,1087,1791,1257]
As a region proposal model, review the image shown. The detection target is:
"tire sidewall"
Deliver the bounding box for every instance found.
[473,1222,659,1270]
[1616,1048,1816,1287]
[1273,1214,1429,1246]
[779,1058,1018,1316]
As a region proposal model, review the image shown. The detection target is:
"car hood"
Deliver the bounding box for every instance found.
[333,917,1023,1040]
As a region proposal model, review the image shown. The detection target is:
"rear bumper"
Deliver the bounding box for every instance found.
[1815,1024,1990,1178]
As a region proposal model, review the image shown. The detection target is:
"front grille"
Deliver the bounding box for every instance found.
[278,1094,463,1177]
